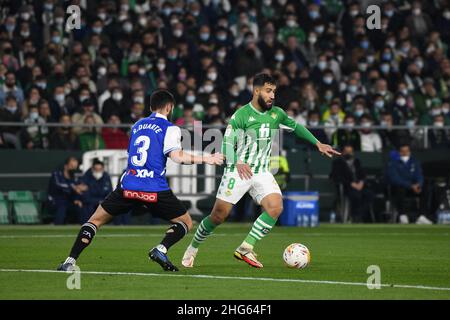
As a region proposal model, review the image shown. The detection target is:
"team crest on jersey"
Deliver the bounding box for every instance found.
[271,112,277,119]
[225,190,232,196]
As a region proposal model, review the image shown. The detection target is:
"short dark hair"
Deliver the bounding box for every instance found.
[92,158,104,167]
[253,73,276,88]
[64,156,78,166]
[150,89,175,111]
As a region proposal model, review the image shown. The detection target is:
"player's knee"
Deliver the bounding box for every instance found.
[267,206,283,218]
[209,211,226,225]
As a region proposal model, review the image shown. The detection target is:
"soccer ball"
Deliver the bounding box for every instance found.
[283,243,310,269]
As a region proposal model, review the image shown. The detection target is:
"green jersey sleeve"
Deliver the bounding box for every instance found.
[221,111,245,165]
[276,107,319,145]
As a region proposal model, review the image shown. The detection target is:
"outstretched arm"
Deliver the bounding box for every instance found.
[169,150,224,165]
[280,109,341,158]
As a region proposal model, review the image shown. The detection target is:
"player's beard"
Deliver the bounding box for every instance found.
[258,94,273,111]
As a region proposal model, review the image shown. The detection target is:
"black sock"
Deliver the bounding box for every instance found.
[159,222,188,251]
[68,222,97,260]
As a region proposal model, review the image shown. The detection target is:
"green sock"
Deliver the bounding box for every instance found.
[191,216,217,248]
[244,211,277,247]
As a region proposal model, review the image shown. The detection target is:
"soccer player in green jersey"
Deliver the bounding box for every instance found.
[182,73,340,268]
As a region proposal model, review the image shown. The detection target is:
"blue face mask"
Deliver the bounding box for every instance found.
[360,41,369,49]
[374,100,385,109]
[200,33,210,41]
[354,110,364,117]
[309,11,320,20]
[382,53,392,61]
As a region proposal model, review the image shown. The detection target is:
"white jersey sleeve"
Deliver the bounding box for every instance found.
[163,126,182,155]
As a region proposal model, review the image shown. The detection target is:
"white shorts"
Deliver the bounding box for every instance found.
[216,171,282,205]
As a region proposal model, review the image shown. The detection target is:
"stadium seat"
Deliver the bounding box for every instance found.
[8,191,40,224]
[0,192,10,224]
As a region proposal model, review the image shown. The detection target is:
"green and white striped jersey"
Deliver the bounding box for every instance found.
[222,102,319,173]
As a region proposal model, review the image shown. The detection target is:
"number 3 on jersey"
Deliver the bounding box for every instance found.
[131,135,150,167]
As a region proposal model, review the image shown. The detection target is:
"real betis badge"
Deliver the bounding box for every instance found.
[271,112,276,119]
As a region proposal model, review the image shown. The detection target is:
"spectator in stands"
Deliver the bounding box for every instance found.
[20,104,49,149]
[379,112,411,150]
[0,71,24,108]
[331,115,361,151]
[47,157,87,225]
[428,114,450,149]
[49,114,79,150]
[71,98,103,135]
[0,95,22,149]
[102,114,129,149]
[330,144,374,223]
[359,114,382,152]
[79,114,105,151]
[386,143,433,224]
[81,158,112,223]
[306,110,328,146]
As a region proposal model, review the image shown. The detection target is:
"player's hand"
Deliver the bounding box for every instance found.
[204,152,224,165]
[236,161,253,180]
[316,142,341,158]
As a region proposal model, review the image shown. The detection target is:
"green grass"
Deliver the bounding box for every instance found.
[0,224,450,299]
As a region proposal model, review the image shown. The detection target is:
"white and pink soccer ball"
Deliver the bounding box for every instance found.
[283,243,311,269]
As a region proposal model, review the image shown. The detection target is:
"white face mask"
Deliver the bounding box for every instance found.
[113,92,123,101]
[93,171,103,180]
[434,122,444,128]
[400,156,410,163]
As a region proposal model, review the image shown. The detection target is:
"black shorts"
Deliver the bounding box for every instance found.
[100,186,187,221]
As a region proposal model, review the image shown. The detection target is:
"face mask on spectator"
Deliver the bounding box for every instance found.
[200,33,210,41]
[360,40,369,49]
[374,100,384,109]
[286,20,297,28]
[157,63,166,71]
[204,85,214,93]
[55,94,65,103]
[93,171,104,180]
[325,92,333,101]
[400,156,410,163]
[442,107,449,114]
[207,72,218,81]
[134,96,144,104]
[6,24,15,32]
[354,109,364,117]
[163,7,172,16]
[217,33,227,41]
[382,52,392,61]
[44,3,54,11]
[30,111,39,120]
[358,63,368,72]
[444,11,450,19]
[263,0,272,5]
[186,95,196,104]
[386,40,396,48]
[309,10,320,20]
[348,85,358,93]
[55,17,64,25]
[380,120,388,127]
[21,12,31,20]
[52,36,61,44]
[430,109,441,116]
[396,97,406,106]
[173,29,183,38]
[21,31,30,38]
[93,26,103,34]
[36,82,47,90]
[309,120,319,127]
[98,67,107,76]
[275,53,284,62]
[345,121,355,128]
[123,23,133,33]
[406,119,415,127]
[79,95,89,102]
[113,92,123,101]
[415,59,424,69]
[413,8,421,16]
[385,9,394,17]
[380,64,390,74]
[323,76,333,84]
[434,121,444,128]
[349,9,359,17]
[308,36,317,44]
[6,105,17,113]
[98,13,107,21]
[317,61,327,70]
[315,25,325,34]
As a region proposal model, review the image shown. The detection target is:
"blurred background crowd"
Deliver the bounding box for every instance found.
[0,0,449,152]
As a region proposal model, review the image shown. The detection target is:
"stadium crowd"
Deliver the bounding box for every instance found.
[0,0,449,152]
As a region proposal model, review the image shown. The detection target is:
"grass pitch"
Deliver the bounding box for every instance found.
[0,223,449,300]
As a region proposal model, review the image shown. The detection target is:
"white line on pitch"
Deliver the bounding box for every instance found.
[0,232,448,239]
[0,268,449,292]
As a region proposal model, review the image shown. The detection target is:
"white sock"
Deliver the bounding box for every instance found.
[156,244,167,254]
[240,241,254,250]
[64,257,76,265]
